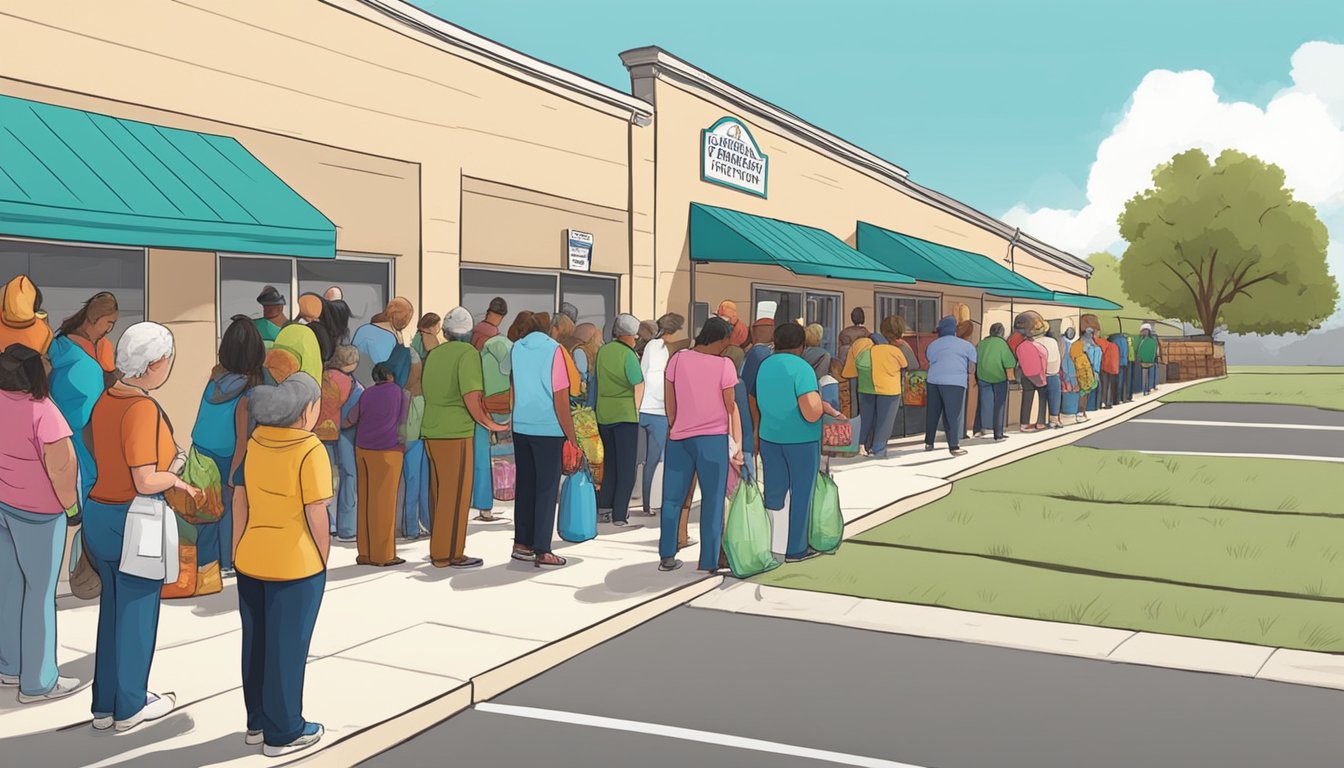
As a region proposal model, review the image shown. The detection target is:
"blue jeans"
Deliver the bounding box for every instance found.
[399,440,430,537]
[471,423,493,512]
[193,446,233,570]
[598,421,639,522]
[925,383,966,451]
[0,503,65,696]
[866,395,900,457]
[1046,374,1062,417]
[639,413,669,513]
[658,434,729,567]
[974,379,1009,439]
[1087,387,1100,411]
[73,431,97,507]
[759,439,820,559]
[239,570,324,747]
[83,499,163,720]
[334,430,358,539]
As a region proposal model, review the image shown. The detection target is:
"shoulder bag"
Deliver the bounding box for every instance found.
[117,396,181,584]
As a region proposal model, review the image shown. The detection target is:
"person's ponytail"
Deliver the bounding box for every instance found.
[0,344,50,400]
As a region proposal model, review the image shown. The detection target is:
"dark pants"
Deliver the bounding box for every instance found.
[514,433,563,555]
[1020,377,1047,426]
[1100,373,1118,406]
[925,384,966,451]
[659,434,729,567]
[974,379,1009,439]
[759,439,820,559]
[239,570,325,747]
[1118,364,1131,401]
[83,500,162,720]
[598,421,638,523]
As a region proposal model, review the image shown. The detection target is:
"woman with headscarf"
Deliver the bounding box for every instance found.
[0,276,54,355]
[48,292,119,504]
[351,297,414,387]
[1015,312,1049,432]
[635,313,684,517]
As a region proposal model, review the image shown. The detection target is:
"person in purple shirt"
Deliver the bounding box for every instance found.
[344,363,407,567]
[924,316,977,456]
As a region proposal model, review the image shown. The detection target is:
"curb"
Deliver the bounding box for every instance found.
[296,575,724,766]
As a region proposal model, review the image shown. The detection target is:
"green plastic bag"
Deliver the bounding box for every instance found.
[809,472,843,554]
[723,479,780,578]
[165,446,224,524]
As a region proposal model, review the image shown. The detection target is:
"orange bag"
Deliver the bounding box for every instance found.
[161,545,198,599]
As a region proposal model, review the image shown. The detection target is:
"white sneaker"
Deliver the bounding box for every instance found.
[114,692,176,732]
[263,722,324,757]
[17,676,83,703]
[92,715,114,731]
[245,729,264,746]
[0,673,17,686]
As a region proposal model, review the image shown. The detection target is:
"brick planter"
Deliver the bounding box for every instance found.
[1161,338,1227,382]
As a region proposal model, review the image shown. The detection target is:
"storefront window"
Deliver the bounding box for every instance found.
[461,268,618,337]
[877,293,939,369]
[0,239,145,344]
[752,287,840,354]
[219,254,391,336]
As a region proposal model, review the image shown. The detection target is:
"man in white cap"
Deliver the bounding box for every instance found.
[420,306,508,568]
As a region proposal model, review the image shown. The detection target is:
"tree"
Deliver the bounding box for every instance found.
[1117,149,1338,338]
[1085,251,1163,336]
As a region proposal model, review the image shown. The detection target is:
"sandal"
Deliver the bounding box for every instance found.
[534,553,567,568]
[511,547,536,562]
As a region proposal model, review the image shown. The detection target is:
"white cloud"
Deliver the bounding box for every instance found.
[1003,41,1344,325]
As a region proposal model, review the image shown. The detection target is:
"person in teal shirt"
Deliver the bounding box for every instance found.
[47,292,119,505]
[595,314,644,525]
[756,322,844,563]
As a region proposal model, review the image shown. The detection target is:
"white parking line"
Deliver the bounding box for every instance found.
[1134,450,1344,464]
[1135,419,1344,431]
[474,702,927,768]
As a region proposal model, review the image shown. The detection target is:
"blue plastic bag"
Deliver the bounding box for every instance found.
[559,466,597,543]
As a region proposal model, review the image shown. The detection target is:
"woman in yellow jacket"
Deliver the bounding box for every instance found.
[843,316,909,459]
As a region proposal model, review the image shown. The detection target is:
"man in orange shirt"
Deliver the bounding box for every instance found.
[1098,334,1121,409]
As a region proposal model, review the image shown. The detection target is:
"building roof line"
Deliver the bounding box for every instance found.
[352,0,653,122]
[619,45,1091,278]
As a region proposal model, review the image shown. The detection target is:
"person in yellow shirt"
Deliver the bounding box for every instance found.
[842,316,909,459]
[231,372,331,757]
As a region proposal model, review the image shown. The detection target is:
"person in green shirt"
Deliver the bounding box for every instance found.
[972,323,1017,441]
[1136,323,1161,395]
[595,314,645,525]
[420,307,507,568]
[253,285,287,346]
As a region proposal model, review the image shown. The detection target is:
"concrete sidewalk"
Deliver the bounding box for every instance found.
[1,383,1196,768]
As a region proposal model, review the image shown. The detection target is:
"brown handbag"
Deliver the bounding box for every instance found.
[69,529,101,600]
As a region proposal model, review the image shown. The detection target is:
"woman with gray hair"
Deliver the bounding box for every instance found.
[595,314,645,525]
[85,322,199,731]
[232,372,331,756]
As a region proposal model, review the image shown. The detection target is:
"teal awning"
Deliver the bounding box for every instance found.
[690,204,914,284]
[855,221,1121,310]
[0,94,335,257]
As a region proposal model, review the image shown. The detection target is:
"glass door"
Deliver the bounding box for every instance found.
[805,292,840,356]
[876,292,941,437]
[753,286,841,355]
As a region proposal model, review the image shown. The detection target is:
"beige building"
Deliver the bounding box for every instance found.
[0,1,1112,443]
[0,0,651,431]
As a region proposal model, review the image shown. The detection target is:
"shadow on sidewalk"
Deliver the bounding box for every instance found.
[573,562,700,604]
[410,556,589,590]
[0,711,205,768]
[0,652,97,715]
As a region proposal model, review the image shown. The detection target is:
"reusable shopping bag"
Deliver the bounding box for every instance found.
[571,405,604,469]
[161,516,199,599]
[164,446,224,524]
[558,464,597,543]
[904,370,928,407]
[723,475,780,578]
[492,457,516,501]
[809,471,843,554]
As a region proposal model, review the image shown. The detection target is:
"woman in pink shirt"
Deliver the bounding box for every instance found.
[0,343,82,702]
[657,318,741,573]
[1015,315,1050,432]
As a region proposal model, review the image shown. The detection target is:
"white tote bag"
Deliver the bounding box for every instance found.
[119,495,179,583]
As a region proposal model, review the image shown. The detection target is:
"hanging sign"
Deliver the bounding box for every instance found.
[701,117,769,197]
[565,229,593,271]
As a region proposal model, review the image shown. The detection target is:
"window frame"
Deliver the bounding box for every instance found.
[0,235,148,340]
[459,262,620,321]
[216,251,395,338]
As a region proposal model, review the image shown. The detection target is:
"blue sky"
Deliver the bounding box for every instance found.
[412,0,1341,217]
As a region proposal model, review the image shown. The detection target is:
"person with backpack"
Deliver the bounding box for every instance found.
[656,318,740,573]
[0,343,83,703]
[47,292,120,505]
[191,316,266,577]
